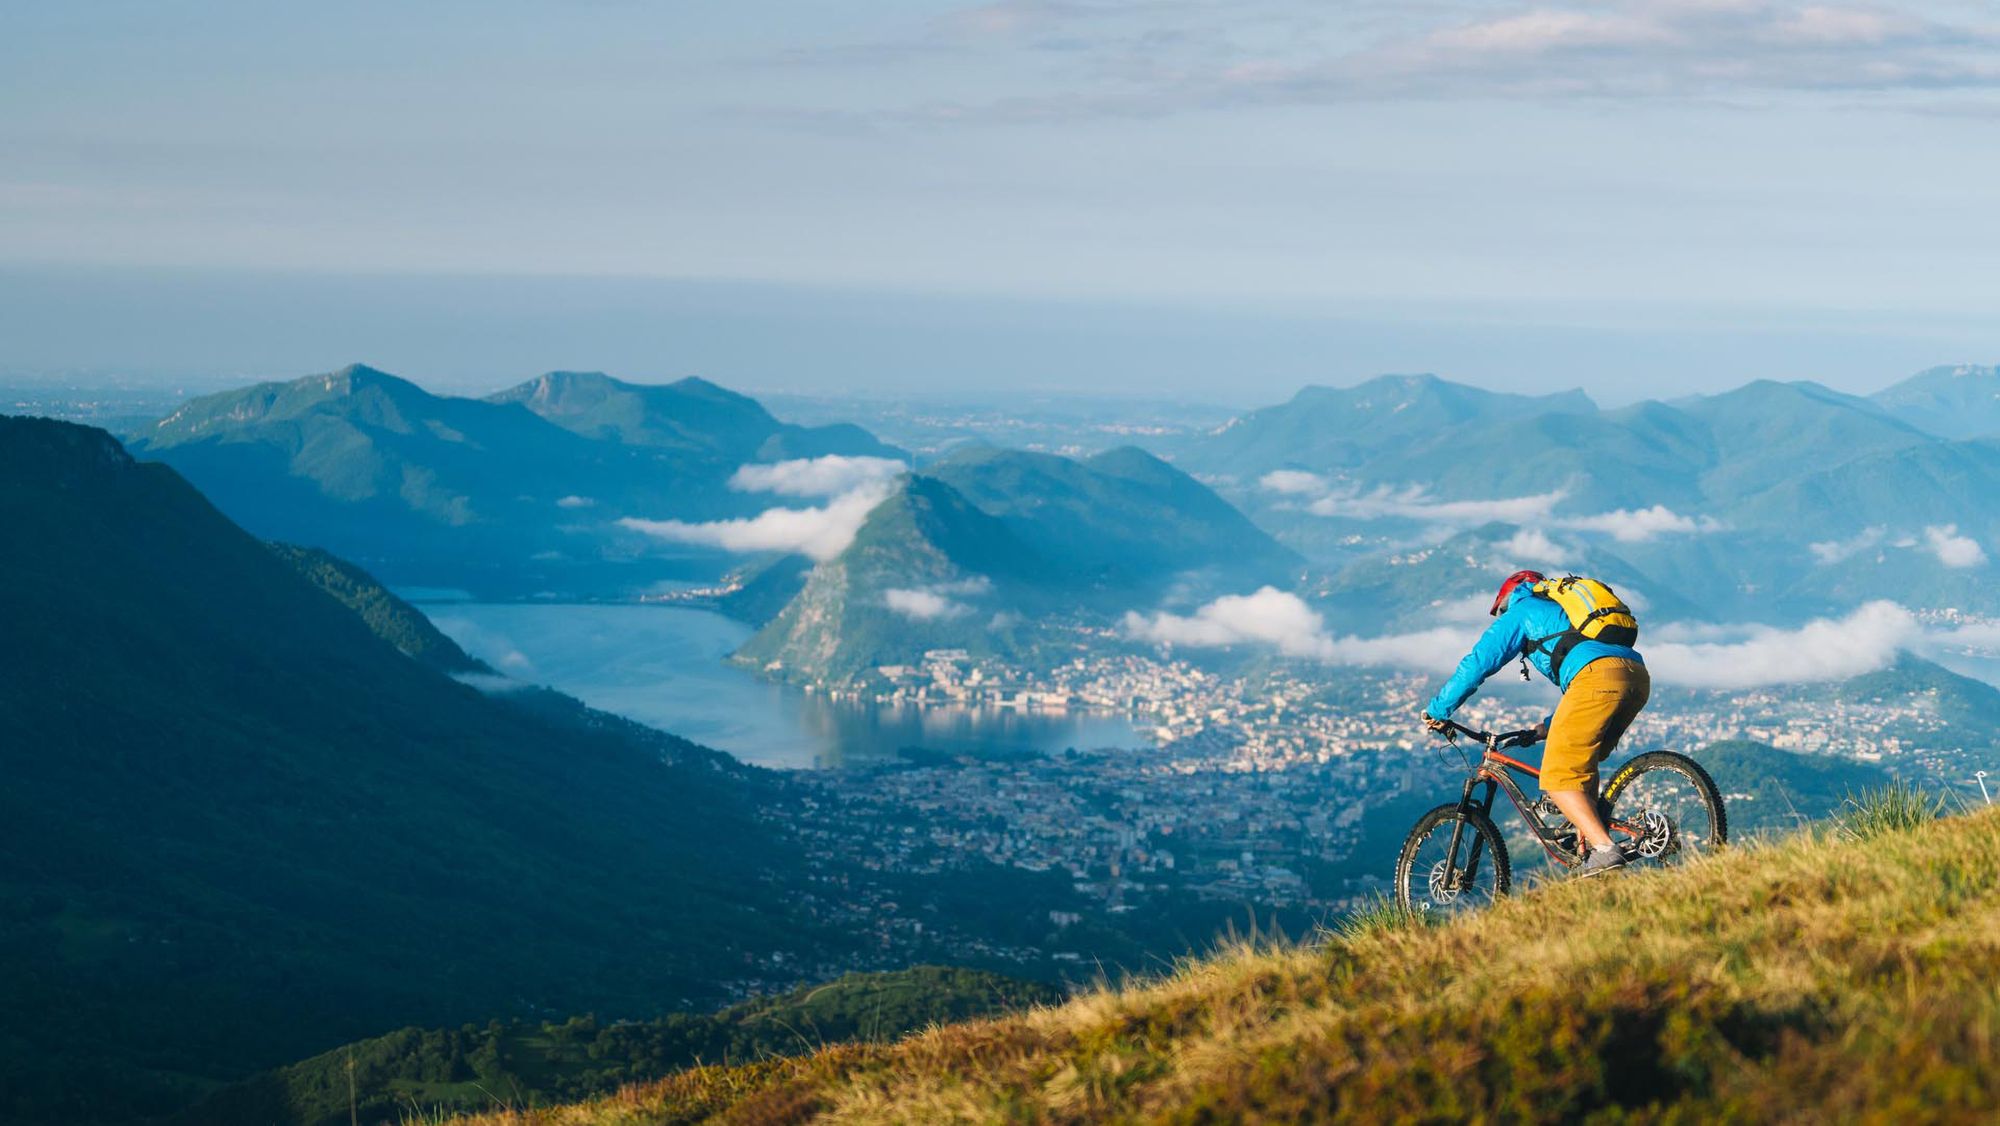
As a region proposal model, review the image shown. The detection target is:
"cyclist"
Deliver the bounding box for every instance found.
[1421,570,1650,877]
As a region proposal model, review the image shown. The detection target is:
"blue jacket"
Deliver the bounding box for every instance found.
[1424,588,1644,721]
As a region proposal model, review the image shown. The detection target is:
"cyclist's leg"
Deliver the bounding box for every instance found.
[1543,659,1649,849]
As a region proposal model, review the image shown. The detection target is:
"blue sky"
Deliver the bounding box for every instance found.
[4,1,1999,398]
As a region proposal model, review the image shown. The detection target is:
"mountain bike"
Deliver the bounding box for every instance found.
[1394,718,1727,915]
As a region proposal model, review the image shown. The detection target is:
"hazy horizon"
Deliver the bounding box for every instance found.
[1,264,1992,407]
[9,3,2000,402]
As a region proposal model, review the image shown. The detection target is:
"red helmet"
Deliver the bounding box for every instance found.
[1491,570,1544,616]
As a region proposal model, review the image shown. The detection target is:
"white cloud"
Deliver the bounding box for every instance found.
[1305,484,1567,524]
[1645,601,1922,688]
[1274,476,1715,543]
[1809,526,1887,565]
[1124,586,1340,659]
[1558,505,1721,543]
[1127,590,1989,691]
[1124,587,1478,667]
[884,588,972,620]
[1498,528,1570,565]
[1258,469,1329,496]
[881,575,992,620]
[730,455,906,498]
[621,480,896,561]
[555,495,595,509]
[1925,524,1988,568]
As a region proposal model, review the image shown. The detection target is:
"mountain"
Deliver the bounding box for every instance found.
[477,805,2000,1123]
[924,445,1299,580]
[0,416,820,1124]
[1152,371,2000,623]
[737,449,1299,684]
[734,475,1042,683]
[184,966,1057,1126]
[488,370,900,461]
[129,364,901,596]
[1872,363,2000,440]
[1175,373,1596,482]
[1670,379,1928,501]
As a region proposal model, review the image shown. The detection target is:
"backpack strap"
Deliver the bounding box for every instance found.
[1523,630,1587,684]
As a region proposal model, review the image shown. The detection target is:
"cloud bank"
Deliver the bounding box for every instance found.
[1128,590,1997,691]
[624,456,909,561]
[729,455,907,498]
[1259,473,1718,543]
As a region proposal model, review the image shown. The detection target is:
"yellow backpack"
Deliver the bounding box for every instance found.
[1527,575,1639,678]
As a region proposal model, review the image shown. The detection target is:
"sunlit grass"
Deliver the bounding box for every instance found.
[439,806,2000,1124]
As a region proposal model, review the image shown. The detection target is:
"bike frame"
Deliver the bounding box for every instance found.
[1433,719,1639,886]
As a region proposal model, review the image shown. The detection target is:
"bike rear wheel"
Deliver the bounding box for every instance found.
[1602,751,1728,869]
[1395,804,1511,916]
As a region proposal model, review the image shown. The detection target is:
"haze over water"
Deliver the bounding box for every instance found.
[426,601,1148,770]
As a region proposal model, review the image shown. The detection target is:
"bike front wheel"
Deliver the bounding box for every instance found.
[1395,804,1511,916]
[1602,750,1728,869]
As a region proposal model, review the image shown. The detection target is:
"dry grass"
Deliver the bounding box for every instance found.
[440,807,2000,1124]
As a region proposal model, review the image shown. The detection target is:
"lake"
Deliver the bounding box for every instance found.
[422,601,1149,770]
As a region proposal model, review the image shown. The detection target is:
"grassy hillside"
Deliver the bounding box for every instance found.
[443,804,2000,1123]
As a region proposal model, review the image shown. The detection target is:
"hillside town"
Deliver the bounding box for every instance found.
[776,645,1995,923]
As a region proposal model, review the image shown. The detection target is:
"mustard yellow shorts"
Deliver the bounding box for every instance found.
[1541,658,1650,793]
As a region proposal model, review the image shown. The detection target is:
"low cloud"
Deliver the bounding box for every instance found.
[883,574,993,621]
[1307,485,1566,525]
[1497,528,1570,566]
[624,455,908,561]
[1125,587,1476,667]
[1257,469,1329,496]
[555,495,596,509]
[1810,526,1887,565]
[885,588,972,621]
[621,480,896,561]
[1810,525,1986,568]
[1560,505,1722,543]
[730,455,907,498]
[1265,476,1715,543]
[1925,524,1988,568]
[1645,601,1922,688]
[1128,590,1984,691]
[1125,587,1342,659]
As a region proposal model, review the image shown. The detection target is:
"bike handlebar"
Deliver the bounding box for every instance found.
[1425,716,1541,750]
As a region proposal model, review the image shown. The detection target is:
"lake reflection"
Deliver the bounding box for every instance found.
[421,601,1148,770]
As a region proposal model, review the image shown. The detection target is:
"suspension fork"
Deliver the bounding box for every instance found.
[1441,775,1498,889]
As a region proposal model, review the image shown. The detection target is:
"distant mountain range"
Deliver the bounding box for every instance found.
[131,365,903,596]
[1161,366,2000,621]
[0,416,829,1124]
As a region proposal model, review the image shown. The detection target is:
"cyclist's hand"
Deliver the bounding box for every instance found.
[1531,719,1550,742]
[1421,712,1448,734]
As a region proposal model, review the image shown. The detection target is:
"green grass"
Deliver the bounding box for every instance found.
[1836,779,1953,840]
[436,805,2000,1123]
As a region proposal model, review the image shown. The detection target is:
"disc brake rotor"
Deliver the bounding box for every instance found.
[1427,858,1460,903]
[1633,809,1676,859]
